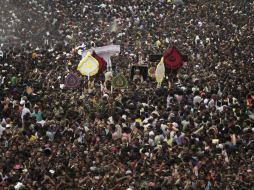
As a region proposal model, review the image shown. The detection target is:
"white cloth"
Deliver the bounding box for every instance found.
[37,120,46,126]
[0,124,5,137]
[89,45,120,55]
[82,45,120,71]
[181,120,189,128]
[208,99,215,108]
[193,95,202,105]
[21,107,31,121]
[148,138,155,146]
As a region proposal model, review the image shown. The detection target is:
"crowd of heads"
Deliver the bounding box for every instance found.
[0,0,254,189]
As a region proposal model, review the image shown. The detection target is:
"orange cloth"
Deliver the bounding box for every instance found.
[32,52,38,60]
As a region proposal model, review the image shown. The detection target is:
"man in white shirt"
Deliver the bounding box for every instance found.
[193,94,202,105]
[20,101,31,122]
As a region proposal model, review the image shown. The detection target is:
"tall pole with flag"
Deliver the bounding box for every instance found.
[163,46,183,89]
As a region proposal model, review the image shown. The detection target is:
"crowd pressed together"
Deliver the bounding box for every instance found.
[0,0,254,189]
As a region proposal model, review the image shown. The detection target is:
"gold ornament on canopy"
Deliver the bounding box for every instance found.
[112,73,128,89]
[77,52,99,77]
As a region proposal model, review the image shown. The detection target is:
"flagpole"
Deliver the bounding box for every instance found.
[169,69,173,90]
[88,73,90,92]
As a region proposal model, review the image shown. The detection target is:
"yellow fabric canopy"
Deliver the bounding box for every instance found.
[155,57,165,87]
[77,52,99,76]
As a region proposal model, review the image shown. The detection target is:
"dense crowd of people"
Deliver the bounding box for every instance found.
[0,0,254,189]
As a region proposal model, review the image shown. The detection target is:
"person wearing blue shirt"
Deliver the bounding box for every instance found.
[32,105,43,122]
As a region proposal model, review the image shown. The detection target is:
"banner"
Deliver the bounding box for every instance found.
[155,57,165,87]
[112,73,128,89]
[65,73,80,89]
[163,47,183,70]
[92,51,107,73]
[81,45,120,58]
[77,52,99,76]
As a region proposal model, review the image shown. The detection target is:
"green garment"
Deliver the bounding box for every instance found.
[32,112,43,122]
[11,76,17,86]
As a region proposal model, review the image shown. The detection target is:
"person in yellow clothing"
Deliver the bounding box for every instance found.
[167,136,173,146]
[155,39,161,49]
[29,135,37,142]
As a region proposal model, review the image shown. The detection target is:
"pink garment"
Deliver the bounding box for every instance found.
[112,132,118,140]
[122,133,130,142]
[14,164,23,170]
[230,134,236,145]
[193,165,199,177]
[175,95,183,104]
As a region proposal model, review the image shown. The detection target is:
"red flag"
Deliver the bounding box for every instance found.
[92,51,107,73]
[163,47,183,70]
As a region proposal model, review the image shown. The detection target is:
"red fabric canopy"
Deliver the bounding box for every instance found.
[163,47,183,70]
[92,51,107,73]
